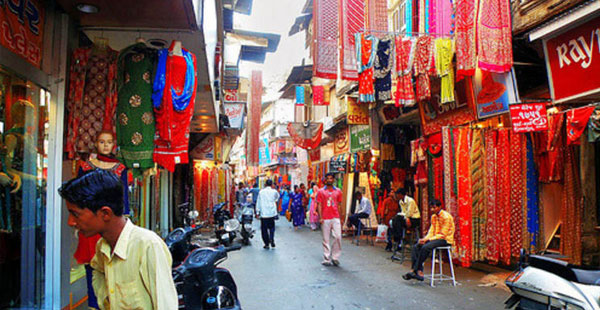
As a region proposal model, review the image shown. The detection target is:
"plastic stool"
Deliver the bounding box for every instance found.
[425,246,456,287]
[353,217,373,246]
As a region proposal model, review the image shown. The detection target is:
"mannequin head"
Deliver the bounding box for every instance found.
[95,131,115,156]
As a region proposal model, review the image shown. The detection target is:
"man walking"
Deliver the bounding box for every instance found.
[403,199,454,281]
[256,179,280,249]
[316,173,343,266]
[58,169,177,309]
[347,191,372,233]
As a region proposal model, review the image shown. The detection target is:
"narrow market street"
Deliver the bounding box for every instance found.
[223,220,511,310]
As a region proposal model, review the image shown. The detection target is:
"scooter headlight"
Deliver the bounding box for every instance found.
[201,286,237,309]
[244,223,253,231]
[224,219,240,232]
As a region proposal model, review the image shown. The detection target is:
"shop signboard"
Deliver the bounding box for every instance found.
[224,102,245,129]
[259,137,271,166]
[350,124,371,153]
[544,15,600,103]
[474,69,520,119]
[509,102,549,133]
[223,89,238,102]
[334,126,349,155]
[329,155,347,172]
[279,156,298,165]
[0,0,44,68]
[347,96,369,125]
[190,136,215,160]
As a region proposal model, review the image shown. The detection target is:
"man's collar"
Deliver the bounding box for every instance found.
[100,218,134,261]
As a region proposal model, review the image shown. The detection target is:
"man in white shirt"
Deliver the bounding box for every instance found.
[347,191,372,232]
[256,179,280,249]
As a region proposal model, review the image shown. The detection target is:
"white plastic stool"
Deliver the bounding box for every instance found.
[425,246,456,287]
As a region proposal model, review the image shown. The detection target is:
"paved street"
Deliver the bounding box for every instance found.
[222,219,511,310]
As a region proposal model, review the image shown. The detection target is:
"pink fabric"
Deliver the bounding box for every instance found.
[339,0,365,81]
[322,218,342,263]
[429,0,454,35]
[313,0,339,79]
[455,0,477,79]
[310,186,320,225]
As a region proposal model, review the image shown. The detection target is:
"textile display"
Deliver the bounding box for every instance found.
[312,85,326,105]
[365,0,388,34]
[218,169,226,203]
[434,38,455,104]
[116,43,157,175]
[561,146,583,265]
[356,33,379,103]
[152,43,197,172]
[470,129,487,261]
[455,0,477,79]
[66,47,118,159]
[484,130,498,264]
[509,132,524,258]
[414,36,434,101]
[313,0,339,79]
[442,127,457,228]
[373,36,393,101]
[525,134,539,248]
[210,168,219,216]
[287,122,324,149]
[477,0,513,72]
[339,0,365,81]
[247,71,262,166]
[537,113,564,183]
[566,106,596,145]
[455,127,472,267]
[295,85,305,105]
[588,106,600,142]
[426,132,444,210]
[411,138,428,185]
[496,129,511,266]
[395,37,416,107]
[429,0,454,35]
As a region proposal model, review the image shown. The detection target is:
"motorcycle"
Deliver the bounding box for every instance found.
[166,216,243,309]
[236,195,255,246]
[213,202,239,246]
[166,210,202,267]
[505,250,600,310]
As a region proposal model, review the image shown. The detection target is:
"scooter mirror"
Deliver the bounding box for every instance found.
[188,210,199,219]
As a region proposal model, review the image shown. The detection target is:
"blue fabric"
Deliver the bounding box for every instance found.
[525,134,539,247]
[151,48,196,111]
[280,190,290,215]
[296,86,305,105]
[85,264,99,309]
[290,192,305,227]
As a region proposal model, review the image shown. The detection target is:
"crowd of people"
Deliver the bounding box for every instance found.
[235,174,455,280]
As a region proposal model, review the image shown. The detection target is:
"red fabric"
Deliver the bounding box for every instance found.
[561,146,583,265]
[566,106,596,145]
[288,122,324,150]
[153,46,197,172]
[477,71,507,104]
[456,128,472,267]
[478,0,513,72]
[313,0,339,79]
[365,0,388,34]
[358,34,376,103]
[74,233,102,265]
[395,37,415,107]
[414,36,434,101]
[316,187,343,220]
[200,169,210,221]
[455,0,477,80]
[484,130,499,264]
[312,85,326,105]
[537,113,565,182]
[339,0,365,80]
[509,131,524,258]
[497,129,511,265]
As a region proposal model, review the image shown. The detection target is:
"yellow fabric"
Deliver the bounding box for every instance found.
[435,38,455,104]
[399,196,421,219]
[424,210,455,245]
[91,219,177,310]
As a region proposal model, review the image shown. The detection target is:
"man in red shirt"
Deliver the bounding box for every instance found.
[316,173,344,266]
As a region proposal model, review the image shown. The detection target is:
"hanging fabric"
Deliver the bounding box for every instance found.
[497,129,511,266]
[287,122,324,149]
[456,127,472,267]
[566,106,596,145]
[509,132,525,258]
[470,129,487,261]
[200,169,210,221]
[312,85,326,105]
[442,127,457,225]
[414,35,434,102]
[434,38,455,104]
[296,85,305,106]
[588,106,600,142]
[339,0,364,80]
[455,0,477,80]
[395,36,416,107]
[525,134,539,249]
[484,130,499,264]
[313,0,339,79]
[355,33,379,103]
[373,36,393,101]
[561,145,583,265]
[478,0,513,72]
[537,113,565,182]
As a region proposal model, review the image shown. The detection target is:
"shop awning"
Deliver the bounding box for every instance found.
[528,1,600,41]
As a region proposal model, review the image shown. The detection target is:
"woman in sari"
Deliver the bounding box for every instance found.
[308,182,320,230]
[290,185,305,229]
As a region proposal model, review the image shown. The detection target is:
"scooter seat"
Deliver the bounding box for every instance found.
[529,255,600,286]
[571,268,600,286]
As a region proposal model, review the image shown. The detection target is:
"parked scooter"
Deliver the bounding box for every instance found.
[237,195,255,245]
[505,250,600,310]
[166,210,202,267]
[213,202,239,246]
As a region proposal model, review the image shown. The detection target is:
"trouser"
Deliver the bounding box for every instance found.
[260,217,276,246]
[411,239,449,272]
[348,212,369,230]
[322,218,342,263]
[85,264,99,309]
[388,216,421,246]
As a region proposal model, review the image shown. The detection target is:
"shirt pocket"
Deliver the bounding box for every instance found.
[115,280,144,310]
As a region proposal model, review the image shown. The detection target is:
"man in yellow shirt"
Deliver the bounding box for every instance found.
[403,199,454,282]
[58,169,177,309]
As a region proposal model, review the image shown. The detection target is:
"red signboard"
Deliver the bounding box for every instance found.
[509,103,549,133]
[0,0,44,68]
[544,15,600,103]
[246,71,262,166]
[223,89,238,102]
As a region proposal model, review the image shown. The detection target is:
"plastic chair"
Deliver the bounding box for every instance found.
[425,246,456,287]
[353,217,373,246]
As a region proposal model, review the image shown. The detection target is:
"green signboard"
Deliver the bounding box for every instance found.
[350,124,371,153]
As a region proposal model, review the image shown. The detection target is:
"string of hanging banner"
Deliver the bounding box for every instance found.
[358,28,454,38]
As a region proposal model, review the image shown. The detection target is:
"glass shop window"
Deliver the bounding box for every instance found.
[0,66,49,309]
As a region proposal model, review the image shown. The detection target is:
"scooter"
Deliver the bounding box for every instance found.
[166,210,202,267]
[214,202,239,246]
[505,250,600,310]
[237,195,255,246]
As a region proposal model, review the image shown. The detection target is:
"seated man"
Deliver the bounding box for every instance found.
[347,191,372,233]
[403,199,454,281]
[389,188,422,251]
